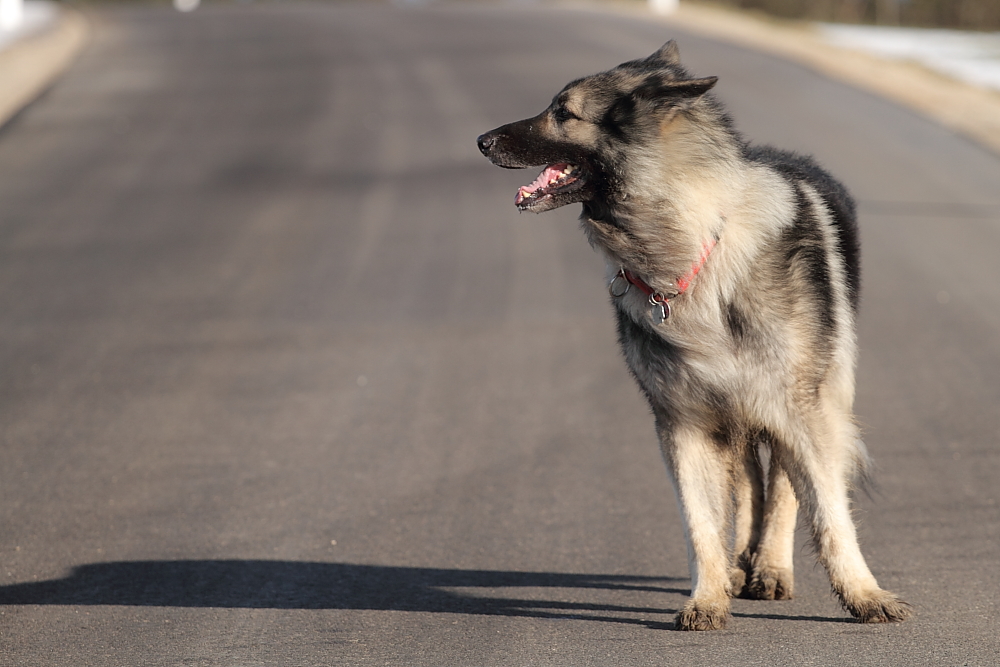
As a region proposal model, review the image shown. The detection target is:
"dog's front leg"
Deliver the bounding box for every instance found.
[659,422,733,630]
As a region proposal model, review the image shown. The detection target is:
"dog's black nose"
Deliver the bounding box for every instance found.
[477,133,495,156]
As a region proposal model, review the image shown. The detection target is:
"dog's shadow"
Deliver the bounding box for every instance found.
[0,561,684,628]
[0,560,848,628]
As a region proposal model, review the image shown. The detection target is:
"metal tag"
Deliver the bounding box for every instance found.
[650,300,669,325]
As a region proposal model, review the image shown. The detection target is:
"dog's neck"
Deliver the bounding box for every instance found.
[580,189,729,294]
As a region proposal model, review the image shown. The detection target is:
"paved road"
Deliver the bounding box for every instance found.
[1,2,998,665]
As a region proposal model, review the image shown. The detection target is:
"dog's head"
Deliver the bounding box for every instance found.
[476,41,718,214]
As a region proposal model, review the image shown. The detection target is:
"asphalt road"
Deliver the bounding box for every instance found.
[1,2,998,665]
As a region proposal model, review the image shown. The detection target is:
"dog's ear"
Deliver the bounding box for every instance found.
[606,76,717,126]
[649,40,681,66]
[663,76,718,99]
[634,76,718,109]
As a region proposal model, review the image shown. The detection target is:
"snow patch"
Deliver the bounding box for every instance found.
[821,23,1000,92]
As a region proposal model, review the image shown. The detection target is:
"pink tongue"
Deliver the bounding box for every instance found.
[515,164,568,205]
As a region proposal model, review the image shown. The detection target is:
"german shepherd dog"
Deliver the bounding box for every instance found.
[477,42,911,630]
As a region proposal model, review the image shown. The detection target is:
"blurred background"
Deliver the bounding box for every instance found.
[731,0,1000,29]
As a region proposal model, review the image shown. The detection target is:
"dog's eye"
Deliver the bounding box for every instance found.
[553,106,579,123]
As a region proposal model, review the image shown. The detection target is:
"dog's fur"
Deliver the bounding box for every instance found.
[477,41,910,630]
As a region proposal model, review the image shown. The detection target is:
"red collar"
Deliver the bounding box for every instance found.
[610,237,717,322]
[620,237,717,299]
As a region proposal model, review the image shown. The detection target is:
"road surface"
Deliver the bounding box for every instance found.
[0,2,998,665]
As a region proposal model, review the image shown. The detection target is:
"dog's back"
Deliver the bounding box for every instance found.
[745,145,861,310]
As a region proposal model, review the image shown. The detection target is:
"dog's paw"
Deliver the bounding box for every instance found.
[675,600,730,631]
[844,589,912,623]
[745,567,794,600]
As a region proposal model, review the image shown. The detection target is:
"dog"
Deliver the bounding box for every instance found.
[476,41,911,630]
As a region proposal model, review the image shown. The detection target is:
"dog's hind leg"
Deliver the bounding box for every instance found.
[746,454,798,600]
[774,410,911,622]
[731,445,763,597]
[659,422,734,630]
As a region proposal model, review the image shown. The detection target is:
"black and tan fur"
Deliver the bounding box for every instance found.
[477,42,910,630]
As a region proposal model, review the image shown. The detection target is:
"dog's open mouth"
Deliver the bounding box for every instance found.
[515,163,585,211]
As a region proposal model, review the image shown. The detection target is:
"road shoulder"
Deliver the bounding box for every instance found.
[0,3,88,129]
